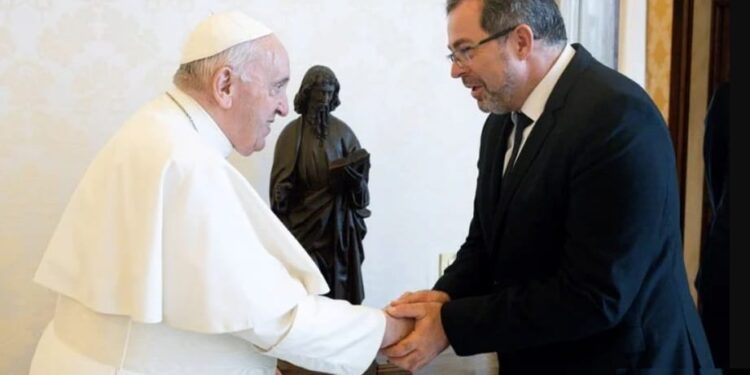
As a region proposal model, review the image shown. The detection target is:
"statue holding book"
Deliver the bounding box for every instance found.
[270,65,370,304]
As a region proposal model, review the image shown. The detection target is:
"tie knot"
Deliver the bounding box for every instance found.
[512,111,532,130]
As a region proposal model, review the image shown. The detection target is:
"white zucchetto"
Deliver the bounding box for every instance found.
[180,11,273,64]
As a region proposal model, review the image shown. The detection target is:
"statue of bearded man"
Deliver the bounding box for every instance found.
[270,65,370,304]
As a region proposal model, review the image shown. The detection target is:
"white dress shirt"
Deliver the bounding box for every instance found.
[503,44,576,174]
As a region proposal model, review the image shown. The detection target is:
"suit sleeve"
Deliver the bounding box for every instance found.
[440,96,676,354]
[434,116,495,299]
[434,205,492,300]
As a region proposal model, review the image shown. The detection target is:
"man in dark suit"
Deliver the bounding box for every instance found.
[384,0,715,373]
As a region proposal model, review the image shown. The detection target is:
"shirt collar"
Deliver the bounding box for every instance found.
[167,87,233,158]
[519,44,576,122]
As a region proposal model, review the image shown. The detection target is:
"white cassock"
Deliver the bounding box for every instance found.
[30,87,385,375]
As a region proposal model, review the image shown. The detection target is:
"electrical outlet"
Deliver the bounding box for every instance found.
[438,252,457,277]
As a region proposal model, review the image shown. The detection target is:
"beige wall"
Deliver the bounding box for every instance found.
[645,0,711,303]
[684,0,712,302]
[646,0,673,120]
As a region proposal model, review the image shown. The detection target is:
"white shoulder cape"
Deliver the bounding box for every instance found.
[35,90,328,333]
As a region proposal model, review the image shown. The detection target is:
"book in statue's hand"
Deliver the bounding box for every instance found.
[329,148,370,171]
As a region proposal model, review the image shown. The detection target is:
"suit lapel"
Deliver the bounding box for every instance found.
[489,44,595,247]
[490,111,558,248]
[497,111,555,201]
[487,115,513,210]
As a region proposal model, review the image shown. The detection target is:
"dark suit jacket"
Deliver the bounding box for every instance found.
[434,44,715,373]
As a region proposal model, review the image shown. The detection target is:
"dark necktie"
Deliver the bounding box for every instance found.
[505,111,533,175]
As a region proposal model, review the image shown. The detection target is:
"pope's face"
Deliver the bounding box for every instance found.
[229,36,290,156]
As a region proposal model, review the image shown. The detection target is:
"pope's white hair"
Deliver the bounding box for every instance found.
[173,39,260,92]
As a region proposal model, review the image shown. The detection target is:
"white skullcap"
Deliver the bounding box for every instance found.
[180,11,273,64]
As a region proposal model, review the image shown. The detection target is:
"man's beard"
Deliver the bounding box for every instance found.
[479,53,518,114]
[479,71,516,114]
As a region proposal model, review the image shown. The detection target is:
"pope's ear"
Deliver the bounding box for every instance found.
[211,67,234,109]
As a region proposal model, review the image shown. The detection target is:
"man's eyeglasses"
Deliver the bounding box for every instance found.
[447,25,518,66]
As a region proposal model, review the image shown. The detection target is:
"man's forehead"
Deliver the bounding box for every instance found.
[447,0,485,47]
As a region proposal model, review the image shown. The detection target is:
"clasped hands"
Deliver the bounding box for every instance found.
[379,290,451,373]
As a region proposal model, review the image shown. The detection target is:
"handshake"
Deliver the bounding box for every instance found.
[378,290,452,373]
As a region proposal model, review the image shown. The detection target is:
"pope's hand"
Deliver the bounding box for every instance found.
[381,313,415,348]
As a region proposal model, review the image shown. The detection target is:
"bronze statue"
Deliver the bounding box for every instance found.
[270,65,370,304]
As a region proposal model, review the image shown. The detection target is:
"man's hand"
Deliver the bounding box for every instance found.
[383,302,449,372]
[390,289,450,306]
[381,313,415,348]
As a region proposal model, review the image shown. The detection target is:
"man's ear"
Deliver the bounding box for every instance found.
[211,66,234,109]
[512,24,535,60]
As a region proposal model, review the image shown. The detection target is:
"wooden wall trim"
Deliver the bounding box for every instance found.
[669,0,695,231]
[709,0,731,95]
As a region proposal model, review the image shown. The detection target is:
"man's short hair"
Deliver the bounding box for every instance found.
[446,0,567,46]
